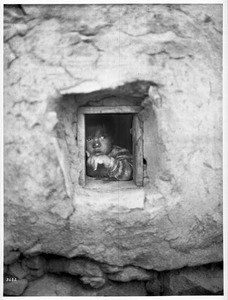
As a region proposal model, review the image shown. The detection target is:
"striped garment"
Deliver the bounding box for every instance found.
[86,145,133,181]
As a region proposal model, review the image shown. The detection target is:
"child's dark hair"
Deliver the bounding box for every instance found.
[85,114,115,138]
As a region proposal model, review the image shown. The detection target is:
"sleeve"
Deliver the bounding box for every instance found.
[108,147,133,181]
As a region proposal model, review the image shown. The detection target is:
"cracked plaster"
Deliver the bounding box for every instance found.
[4,4,223,271]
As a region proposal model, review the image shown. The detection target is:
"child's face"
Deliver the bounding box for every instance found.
[86,126,112,156]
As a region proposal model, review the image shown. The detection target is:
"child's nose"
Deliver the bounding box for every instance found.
[93,138,101,148]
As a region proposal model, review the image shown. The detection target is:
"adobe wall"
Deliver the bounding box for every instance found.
[4,3,222,276]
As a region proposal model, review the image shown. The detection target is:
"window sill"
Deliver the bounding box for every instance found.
[85,176,141,191]
[74,176,145,211]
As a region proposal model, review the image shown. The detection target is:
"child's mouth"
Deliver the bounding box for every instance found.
[94,150,101,155]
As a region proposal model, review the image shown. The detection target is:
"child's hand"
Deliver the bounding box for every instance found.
[87,155,112,171]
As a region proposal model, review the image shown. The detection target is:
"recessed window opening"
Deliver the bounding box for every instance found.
[85,113,133,182]
[77,106,143,187]
[86,113,133,153]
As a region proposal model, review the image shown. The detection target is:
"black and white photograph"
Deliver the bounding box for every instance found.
[2,1,227,297]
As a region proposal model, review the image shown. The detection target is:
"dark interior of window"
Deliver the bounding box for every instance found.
[85,113,133,153]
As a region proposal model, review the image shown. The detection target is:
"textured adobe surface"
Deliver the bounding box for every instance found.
[4,4,222,272]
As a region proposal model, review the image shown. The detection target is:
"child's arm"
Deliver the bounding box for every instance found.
[87,148,133,181]
[108,147,133,181]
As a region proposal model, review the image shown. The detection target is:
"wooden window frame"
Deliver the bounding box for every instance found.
[77,106,143,187]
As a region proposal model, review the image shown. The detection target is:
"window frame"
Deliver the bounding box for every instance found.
[77,106,143,187]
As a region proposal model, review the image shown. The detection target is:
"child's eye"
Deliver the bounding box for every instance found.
[100,136,105,140]
[86,138,92,142]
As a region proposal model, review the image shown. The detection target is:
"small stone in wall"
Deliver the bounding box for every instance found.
[65,258,103,278]
[146,272,163,296]
[22,256,48,281]
[23,255,47,270]
[100,263,123,274]
[162,264,223,295]
[8,261,29,279]
[26,268,47,281]
[4,278,28,296]
[4,250,21,265]
[108,266,152,282]
[80,276,106,289]
[95,280,147,296]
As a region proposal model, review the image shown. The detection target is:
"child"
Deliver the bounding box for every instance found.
[86,115,133,181]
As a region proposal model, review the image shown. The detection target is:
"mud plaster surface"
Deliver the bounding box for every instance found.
[4,4,222,270]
